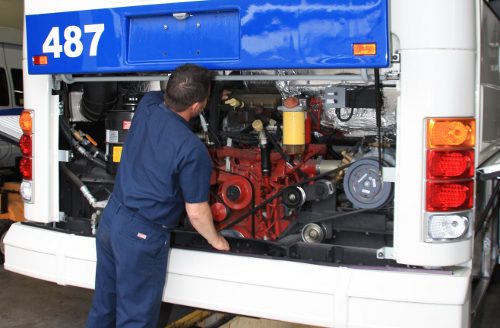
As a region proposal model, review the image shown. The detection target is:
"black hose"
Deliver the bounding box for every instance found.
[374,69,383,173]
[265,130,291,163]
[335,107,355,122]
[260,144,271,177]
[60,163,84,189]
[70,127,107,162]
[265,131,307,179]
[59,117,107,169]
[60,116,76,145]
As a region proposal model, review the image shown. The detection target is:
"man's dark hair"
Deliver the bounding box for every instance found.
[164,64,213,112]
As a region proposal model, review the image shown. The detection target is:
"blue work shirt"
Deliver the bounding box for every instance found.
[112,91,212,227]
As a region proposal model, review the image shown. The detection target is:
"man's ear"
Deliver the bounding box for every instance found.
[184,102,198,115]
[191,101,206,115]
[194,101,204,111]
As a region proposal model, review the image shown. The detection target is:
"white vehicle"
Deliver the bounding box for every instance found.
[0,27,22,167]
[0,27,22,117]
[4,1,500,327]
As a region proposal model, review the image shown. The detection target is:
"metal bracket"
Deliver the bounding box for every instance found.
[59,150,72,162]
[382,167,396,182]
[376,246,394,259]
[391,52,401,63]
[52,75,61,91]
[55,72,388,85]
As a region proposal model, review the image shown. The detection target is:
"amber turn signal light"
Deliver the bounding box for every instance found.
[427,118,475,148]
[353,43,377,56]
[19,110,33,135]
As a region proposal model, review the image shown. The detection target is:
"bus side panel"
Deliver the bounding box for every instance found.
[391,0,476,266]
[22,65,59,222]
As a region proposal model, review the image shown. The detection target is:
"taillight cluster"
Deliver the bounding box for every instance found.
[19,110,34,202]
[425,118,475,241]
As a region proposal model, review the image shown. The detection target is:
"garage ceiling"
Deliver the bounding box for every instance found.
[0,0,23,30]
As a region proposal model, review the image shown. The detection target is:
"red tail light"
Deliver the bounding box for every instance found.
[19,109,34,182]
[426,181,474,211]
[425,118,475,214]
[427,150,474,179]
[19,157,32,180]
[19,134,32,157]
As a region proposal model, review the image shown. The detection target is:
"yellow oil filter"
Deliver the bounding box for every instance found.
[279,100,305,155]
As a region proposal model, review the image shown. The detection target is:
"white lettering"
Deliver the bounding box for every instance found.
[42,24,105,59]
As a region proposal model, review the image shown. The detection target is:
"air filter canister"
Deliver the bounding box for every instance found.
[105,94,141,174]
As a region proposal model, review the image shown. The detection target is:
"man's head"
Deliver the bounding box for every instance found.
[164,64,212,117]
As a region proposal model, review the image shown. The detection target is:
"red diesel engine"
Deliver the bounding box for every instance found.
[207,95,334,240]
[209,144,327,240]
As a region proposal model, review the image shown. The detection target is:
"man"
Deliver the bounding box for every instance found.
[86,64,230,328]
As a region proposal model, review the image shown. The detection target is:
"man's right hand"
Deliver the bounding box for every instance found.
[209,234,230,251]
[185,202,230,251]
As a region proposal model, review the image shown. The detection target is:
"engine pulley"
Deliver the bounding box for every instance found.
[301,223,326,243]
[211,202,229,222]
[220,176,253,210]
[282,186,306,208]
[343,157,393,209]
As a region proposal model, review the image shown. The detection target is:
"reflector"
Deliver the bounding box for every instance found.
[19,157,32,180]
[33,55,48,65]
[19,134,32,157]
[20,180,33,202]
[426,181,474,211]
[427,214,469,240]
[427,150,474,179]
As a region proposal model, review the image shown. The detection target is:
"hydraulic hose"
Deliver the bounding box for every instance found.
[70,127,107,162]
[59,163,98,207]
[59,116,107,169]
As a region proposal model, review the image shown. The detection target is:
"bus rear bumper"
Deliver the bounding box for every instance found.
[5,223,470,328]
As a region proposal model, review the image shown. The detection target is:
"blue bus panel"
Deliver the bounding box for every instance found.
[26,0,390,74]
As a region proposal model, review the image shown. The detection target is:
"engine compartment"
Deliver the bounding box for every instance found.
[54,70,398,266]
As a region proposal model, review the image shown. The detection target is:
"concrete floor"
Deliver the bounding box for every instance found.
[0,266,193,328]
[473,266,500,328]
[0,266,93,327]
[0,265,499,328]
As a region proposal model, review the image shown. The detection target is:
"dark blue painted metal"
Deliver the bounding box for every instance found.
[26,0,389,74]
[0,107,23,116]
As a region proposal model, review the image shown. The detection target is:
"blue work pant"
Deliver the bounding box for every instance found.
[86,198,170,328]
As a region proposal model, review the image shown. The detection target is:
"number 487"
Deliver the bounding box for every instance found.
[42,24,105,58]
